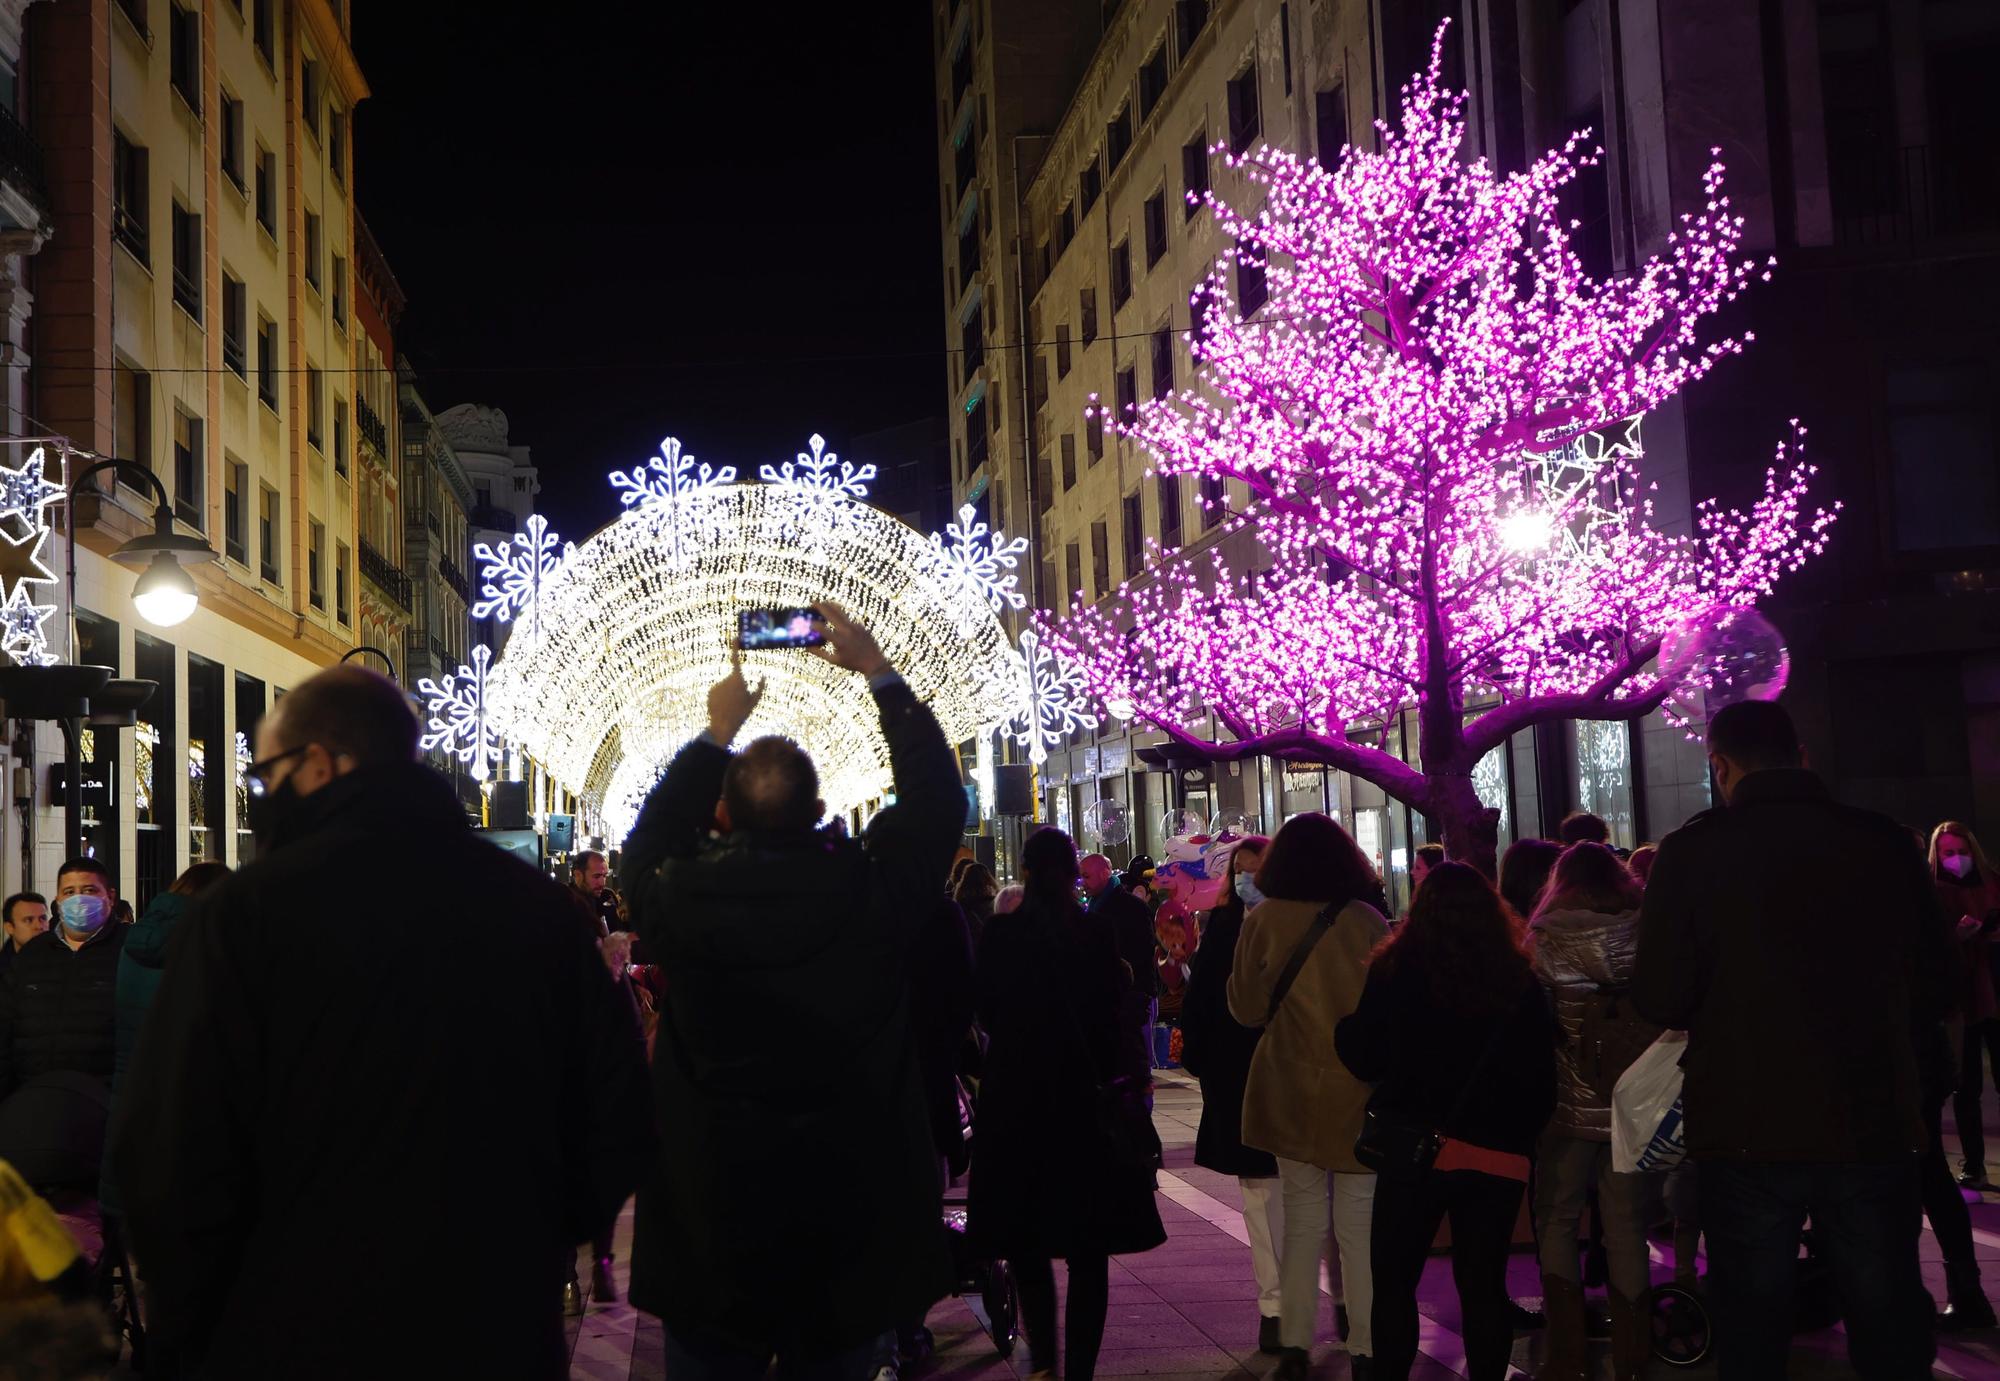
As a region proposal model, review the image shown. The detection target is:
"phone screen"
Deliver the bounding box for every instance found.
[738,607,826,650]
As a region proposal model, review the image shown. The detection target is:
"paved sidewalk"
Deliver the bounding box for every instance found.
[574,1072,2000,1379]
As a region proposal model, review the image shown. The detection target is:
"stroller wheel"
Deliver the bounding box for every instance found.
[1650,1283,1711,1368]
[982,1260,1018,1358]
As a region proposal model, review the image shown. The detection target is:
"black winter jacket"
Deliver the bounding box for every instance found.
[621,678,965,1355]
[0,922,126,1100]
[112,764,655,1380]
[1632,768,1953,1162]
[1179,900,1278,1178]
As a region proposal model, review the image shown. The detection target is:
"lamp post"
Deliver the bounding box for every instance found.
[65,456,218,650]
[339,645,399,682]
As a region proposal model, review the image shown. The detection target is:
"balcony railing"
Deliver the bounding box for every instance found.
[438,553,470,604]
[467,502,516,533]
[358,537,412,612]
[357,396,389,455]
[1833,143,2000,249]
[955,137,977,204]
[0,105,50,218]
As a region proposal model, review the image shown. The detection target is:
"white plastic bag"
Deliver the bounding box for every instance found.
[1611,1030,1688,1173]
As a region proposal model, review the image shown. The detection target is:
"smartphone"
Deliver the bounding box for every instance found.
[738,607,826,650]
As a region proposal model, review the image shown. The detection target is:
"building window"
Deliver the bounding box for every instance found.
[256,314,278,408]
[259,485,280,583]
[1079,157,1101,216]
[1091,520,1110,598]
[1280,2,1293,95]
[168,6,203,113]
[331,254,346,325]
[253,0,274,67]
[1886,363,2000,553]
[1056,322,1072,378]
[1058,203,1075,252]
[221,96,245,190]
[173,410,204,528]
[1159,473,1183,549]
[1080,287,1097,345]
[1112,238,1132,308]
[1316,85,1348,170]
[1144,191,1168,267]
[1151,325,1174,398]
[301,59,322,143]
[114,132,148,263]
[1228,59,1261,155]
[171,203,202,320]
[1200,471,1225,523]
[333,399,348,477]
[1122,491,1143,575]
[1182,130,1208,219]
[114,0,150,40]
[307,366,323,450]
[335,542,350,625]
[255,147,276,235]
[115,362,151,470]
[221,275,246,376]
[1139,46,1169,120]
[224,460,247,563]
[1107,106,1132,173]
[1190,277,1216,351]
[1087,407,1104,462]
[1065,541,1082,601]
[304,211,322,292]
[308,520,325,609]
[329,108,345,185]
[1115,367,1138,425]
[1176,0,1210,54]
[1061,433,1077,490]
[1237,251,1268,316]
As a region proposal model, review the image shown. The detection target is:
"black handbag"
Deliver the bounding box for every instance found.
[1051,926,1163,1175]
[1354,1008,1511,1178]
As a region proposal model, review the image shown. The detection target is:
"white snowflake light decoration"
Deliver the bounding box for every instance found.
[417,644,504,782]
[472,513,574,629]
[0,448,65,526]
[927,503,1029,625]
[758,433,874,502]
[234,731,252,790]
[609,436,736,510]
[1010,628,1099,765]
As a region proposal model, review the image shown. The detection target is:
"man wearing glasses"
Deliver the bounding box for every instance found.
[112,665,655,1376]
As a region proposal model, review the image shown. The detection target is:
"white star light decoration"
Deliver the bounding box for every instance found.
[758,433,875,501]
[0,447,65,668]
[418,643,504,782]
[472,512,574,631]
[1009,628,1099,765]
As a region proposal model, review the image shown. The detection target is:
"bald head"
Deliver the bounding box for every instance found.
[720,735,823,832]
[263,665,419,770]
[1080,853,1114,897]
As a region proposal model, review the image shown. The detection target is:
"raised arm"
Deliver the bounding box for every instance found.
[621,649,764,901]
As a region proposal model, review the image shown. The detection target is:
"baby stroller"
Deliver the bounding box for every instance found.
[940,1070,1017,1357]
[1648,1226,1839,1368]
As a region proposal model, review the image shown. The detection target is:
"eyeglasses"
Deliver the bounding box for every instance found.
[245,744,307,798]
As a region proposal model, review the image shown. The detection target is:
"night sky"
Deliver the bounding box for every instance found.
[352,6,946,543]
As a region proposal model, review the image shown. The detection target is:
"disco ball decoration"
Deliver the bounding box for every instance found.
[1082,797,1131,848]
[1159,808,1208,843]
[1659,605,1790,719]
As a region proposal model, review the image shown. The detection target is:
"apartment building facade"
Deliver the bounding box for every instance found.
[352,211,406,675]
[28,0,367,900]
[955,0,2000,900]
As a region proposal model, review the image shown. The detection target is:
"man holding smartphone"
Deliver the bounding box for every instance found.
[622,602,965,1381]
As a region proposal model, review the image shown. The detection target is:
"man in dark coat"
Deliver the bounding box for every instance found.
[621,603,963,1379]
[1633,699,1952,1381]
[112,667,654,1380]
[0,891,47,980]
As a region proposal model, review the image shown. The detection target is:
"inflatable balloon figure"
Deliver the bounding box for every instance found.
[1152,828,1227,913]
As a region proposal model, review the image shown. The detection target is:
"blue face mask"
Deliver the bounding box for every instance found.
[57,893,110,939]
[1234,873,1265,909]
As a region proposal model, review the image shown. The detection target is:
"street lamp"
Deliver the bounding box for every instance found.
[68,457,217,630]
[339,645,399,682]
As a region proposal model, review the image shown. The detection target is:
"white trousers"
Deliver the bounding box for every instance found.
[1240,1175,1284,1317]
[1277,1156,1377,1356]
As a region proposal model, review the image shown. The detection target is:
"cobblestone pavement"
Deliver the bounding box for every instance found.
[568,1072,2000,1380]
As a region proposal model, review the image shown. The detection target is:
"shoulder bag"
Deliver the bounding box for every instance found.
[1050,920,1163,1175]
[1263,902,1340,1025]
[1354,997,1513,1178]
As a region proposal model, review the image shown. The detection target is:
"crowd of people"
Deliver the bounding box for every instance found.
[0,604,1990,1381]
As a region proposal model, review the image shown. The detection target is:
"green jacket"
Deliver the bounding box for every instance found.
[101,892,187,1215]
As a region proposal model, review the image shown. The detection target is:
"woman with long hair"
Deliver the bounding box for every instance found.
[953,861,999,945]
[1336,864,1556,1381]
[1226,814,1387,1381]
[1528,843,1658,1381]
[1931,822,1999,1327]
[1178,835,1281,1349]
[968,827,1165,1380]
[1498,838,1561,921]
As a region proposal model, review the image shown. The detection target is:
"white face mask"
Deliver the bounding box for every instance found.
[1942,853,1974,879]
[1234,873,1265,909]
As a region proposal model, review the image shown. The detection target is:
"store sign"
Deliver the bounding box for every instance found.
[47,763,109,808]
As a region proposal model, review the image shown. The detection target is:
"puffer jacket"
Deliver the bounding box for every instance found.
[0,923,127,1101]
[1531,906,1659,1139]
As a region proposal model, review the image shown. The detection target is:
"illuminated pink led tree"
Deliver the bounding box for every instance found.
[1040,26,1837,872]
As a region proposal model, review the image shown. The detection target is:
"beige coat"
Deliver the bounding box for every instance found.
[1227,896,1386,1172]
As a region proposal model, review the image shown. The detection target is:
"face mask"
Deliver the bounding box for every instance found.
[1943,854,1974,879]
[248,775,302,851]
[57,894,110,939]
[1234,873,1265,909]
